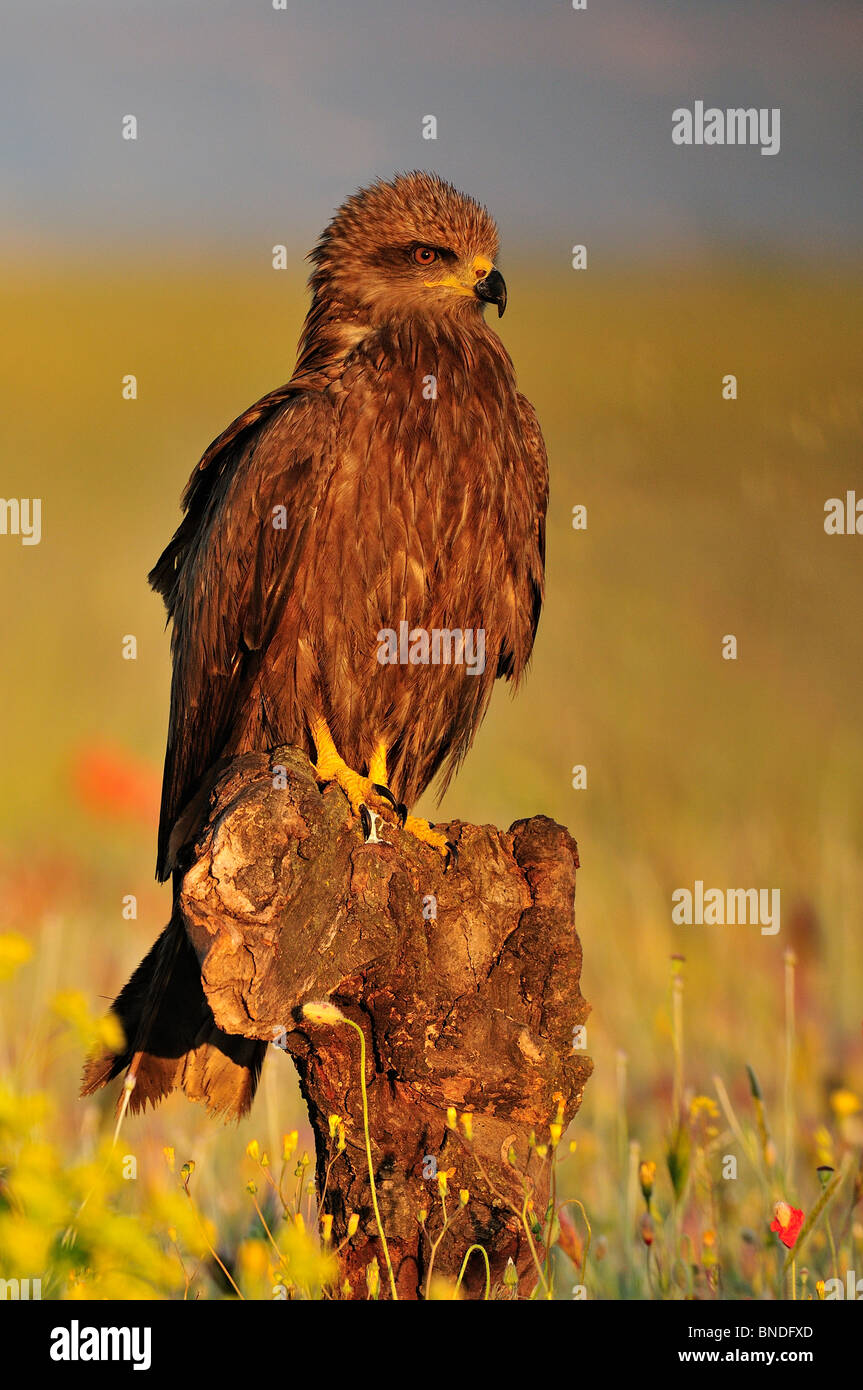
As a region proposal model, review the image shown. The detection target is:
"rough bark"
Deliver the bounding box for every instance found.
[179,746,592,1299]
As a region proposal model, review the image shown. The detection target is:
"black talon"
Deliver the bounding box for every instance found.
[359,804,372,840]
[395,802,408,826]
[444,840,459,872]
[372,782,397,809]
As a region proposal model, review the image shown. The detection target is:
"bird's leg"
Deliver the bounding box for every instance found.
[367,740,389,790]
[367,738,457,866]
[310,720,456,864]
[310,718,403,829]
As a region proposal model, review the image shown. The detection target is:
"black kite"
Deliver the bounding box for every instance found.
[82,172,548,1117]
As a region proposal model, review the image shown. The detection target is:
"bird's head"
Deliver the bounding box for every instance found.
[308,171,506,328]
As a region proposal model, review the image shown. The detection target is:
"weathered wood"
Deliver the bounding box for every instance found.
[179,746,591,1299]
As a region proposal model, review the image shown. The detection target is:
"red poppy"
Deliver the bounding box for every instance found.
[71,743,161,827]
[770,1201,804,1248]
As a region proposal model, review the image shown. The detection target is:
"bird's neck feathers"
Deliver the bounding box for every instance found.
[292,279,513,390]
[290,288,370,387]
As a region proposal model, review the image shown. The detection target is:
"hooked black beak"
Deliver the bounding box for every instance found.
[474,267,507,317]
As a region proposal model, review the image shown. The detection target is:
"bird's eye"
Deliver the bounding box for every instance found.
[412,246,438,265]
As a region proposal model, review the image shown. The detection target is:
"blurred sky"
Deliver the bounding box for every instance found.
[2,0,861,259]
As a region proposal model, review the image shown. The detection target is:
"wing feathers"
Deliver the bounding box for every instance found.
[152,389,333,879]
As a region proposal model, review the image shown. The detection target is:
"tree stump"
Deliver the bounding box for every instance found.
[179,746,592,1299]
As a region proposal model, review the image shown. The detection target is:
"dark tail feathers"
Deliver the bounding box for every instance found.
[80,912,265,1120]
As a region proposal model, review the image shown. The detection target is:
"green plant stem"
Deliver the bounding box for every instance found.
[183,1183,244,1299]
[343,1017,399,1301]
[783,952,796,1186]
[456,1244,491,1299]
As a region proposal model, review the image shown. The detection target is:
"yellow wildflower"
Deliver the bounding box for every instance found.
[0,932,33,981]
[830,1089,861,1119]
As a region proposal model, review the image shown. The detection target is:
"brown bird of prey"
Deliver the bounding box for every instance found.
[82,171,548,1118]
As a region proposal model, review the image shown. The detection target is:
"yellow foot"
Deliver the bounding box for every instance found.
[309,718,456,867]
[311,719,406,835]
[403,815,458,869]
[314,760,405,824]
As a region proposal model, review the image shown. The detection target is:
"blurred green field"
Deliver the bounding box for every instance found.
[1,255,862,1297]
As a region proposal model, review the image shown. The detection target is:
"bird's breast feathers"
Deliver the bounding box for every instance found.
[326,319,531,501]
